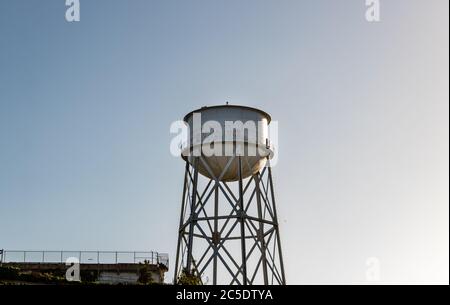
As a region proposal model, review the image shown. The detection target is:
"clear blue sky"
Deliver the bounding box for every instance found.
[0,0,448,284]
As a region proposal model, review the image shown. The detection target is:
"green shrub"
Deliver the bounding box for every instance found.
[176,268,202,285]
[0,266,21,280]
[138,260,155,285]
[0,265,66,284]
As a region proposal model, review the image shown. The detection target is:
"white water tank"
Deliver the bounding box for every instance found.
[181,105,273,182]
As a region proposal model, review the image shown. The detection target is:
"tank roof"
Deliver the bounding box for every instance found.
[183,104,272,123]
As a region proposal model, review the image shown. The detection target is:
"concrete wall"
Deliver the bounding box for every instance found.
[1,262,167,284]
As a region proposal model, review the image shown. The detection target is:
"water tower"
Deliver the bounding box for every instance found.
[174,105,286,285]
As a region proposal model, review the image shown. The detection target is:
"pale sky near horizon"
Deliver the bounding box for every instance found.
[0,0,448,284]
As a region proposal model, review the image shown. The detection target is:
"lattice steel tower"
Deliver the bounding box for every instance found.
[174,105,286,285]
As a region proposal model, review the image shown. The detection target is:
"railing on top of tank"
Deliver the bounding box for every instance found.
[0,249,169,268]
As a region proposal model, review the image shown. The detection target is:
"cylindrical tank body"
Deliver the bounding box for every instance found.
[182,105,273,182]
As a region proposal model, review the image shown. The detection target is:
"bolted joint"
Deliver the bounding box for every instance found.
[212,231,221,246]
[190,213,199,223]
[257,230,265,241]
[237,210,246,219]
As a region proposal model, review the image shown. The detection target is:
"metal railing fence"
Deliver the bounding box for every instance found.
[0,250,169,268]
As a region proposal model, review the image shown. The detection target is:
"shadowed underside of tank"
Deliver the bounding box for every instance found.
[183,143,270,182]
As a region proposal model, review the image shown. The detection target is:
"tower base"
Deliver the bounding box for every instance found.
[174,155,286,285]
